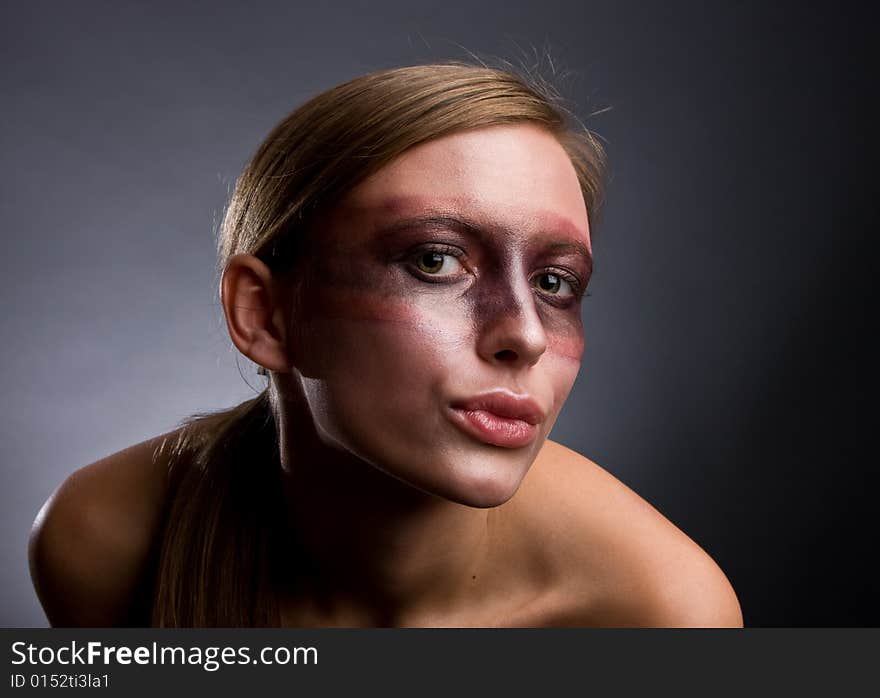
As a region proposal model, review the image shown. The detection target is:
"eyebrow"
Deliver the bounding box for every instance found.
[541,241,594,274]
[373,212,593,271]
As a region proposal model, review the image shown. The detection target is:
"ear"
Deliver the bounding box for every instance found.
[220,254,291,374]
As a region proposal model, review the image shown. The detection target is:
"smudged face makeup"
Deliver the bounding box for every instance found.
[289,124,592,508]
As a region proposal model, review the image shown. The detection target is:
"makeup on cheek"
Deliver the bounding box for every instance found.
[309,285,424,325]
[536,305,586,362]
[546,332,585,363]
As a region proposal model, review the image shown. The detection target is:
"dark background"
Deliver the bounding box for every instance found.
[1,0,873,627]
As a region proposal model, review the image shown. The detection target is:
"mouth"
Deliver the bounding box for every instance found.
[446,392,545,449]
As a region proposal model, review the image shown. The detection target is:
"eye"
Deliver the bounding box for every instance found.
[532,271,575,298]
[413,250,464,276]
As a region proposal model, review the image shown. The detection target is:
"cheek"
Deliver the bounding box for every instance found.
[294,283,471,384]
[540,314,584,413]
[296,285,476,457]
[541,306,585,364]
[547,330,584,363]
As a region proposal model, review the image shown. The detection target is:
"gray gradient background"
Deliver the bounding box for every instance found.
[2,0,873,627]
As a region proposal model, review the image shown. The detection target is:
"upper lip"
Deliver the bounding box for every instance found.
[450,391,546,425]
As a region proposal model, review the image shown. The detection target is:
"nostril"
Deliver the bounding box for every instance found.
[494,349,518,362]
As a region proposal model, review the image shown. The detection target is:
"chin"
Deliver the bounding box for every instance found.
[451,486,518,509]
[341,427,537,508]
[430,456,530,509]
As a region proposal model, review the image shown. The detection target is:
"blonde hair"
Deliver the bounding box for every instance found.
[220,62,606,271]
[152,62,608,627]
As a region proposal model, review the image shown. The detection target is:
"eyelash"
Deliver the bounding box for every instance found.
[405,244,469,282]
[404,244,588,303]
[531,268,584,305]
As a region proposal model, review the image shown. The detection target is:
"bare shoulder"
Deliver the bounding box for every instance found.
[511,439,743,628]
[28,429,182,626]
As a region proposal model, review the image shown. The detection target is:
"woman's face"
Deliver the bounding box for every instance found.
[288,123,592,508]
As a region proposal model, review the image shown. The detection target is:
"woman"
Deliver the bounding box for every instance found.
[28,63,742,627]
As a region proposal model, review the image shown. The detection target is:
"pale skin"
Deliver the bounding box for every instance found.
[29,124,743,627]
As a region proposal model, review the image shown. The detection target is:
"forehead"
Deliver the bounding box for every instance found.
[330,124,591,248]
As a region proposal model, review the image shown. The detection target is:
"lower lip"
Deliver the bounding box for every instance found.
[447,408,539,448]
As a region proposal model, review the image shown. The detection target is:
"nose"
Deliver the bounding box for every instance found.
[475,277,548,368]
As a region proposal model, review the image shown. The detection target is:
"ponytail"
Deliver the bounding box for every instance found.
[151,391,284,626]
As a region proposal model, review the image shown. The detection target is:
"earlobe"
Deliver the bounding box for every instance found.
[220,254,292,374]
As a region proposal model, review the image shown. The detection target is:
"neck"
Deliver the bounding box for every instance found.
[273,376,498,627]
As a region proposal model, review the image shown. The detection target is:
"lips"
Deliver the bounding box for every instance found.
[447,392,546,448]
